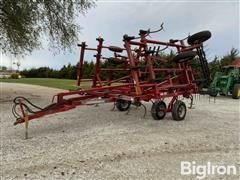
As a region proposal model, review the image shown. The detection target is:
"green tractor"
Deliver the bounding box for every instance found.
[208,59,240,99]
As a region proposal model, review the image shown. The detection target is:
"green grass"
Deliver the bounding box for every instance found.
[0,78,91,90]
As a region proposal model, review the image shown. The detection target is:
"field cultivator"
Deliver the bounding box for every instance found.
[13,25,212,130]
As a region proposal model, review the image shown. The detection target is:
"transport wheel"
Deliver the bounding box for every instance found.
[232,84,240,99]
[173,51,197,63]
[151,100,166,120]
[116,99,131,111]
[187,30,211,45]
[171,100,187,121]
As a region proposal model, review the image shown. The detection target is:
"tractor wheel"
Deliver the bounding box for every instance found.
[187,30,211,45]
[219,93,226,96]
[232,84,240,99]
[151,100,167,120]
[171,100,187,121]
[116,99,131,111]
[173,51,197,63]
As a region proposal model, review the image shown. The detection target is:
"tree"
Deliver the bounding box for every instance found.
[208,56,221,77]
[0,66,7,70]
[0,0,95,56]
[220,48,239,67]
[59,65,68,78]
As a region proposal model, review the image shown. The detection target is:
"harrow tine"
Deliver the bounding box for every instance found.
[94,103,99,107]
[125,106,131,115]
[111,102,116,111]
[188,95,194,109]
[208,95,216,103]
[156,46,160,56]
[152,46,156,55]
[148,46,152,53]
[140,102,147,118]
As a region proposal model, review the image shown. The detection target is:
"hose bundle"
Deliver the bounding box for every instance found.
[12,96,43,118]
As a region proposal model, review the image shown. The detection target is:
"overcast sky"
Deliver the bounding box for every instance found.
[1,0,239,70]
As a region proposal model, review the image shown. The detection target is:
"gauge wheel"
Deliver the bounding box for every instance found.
[116,99,131,111]
[151,100,167,120]
[209,89,218,97]
[187,30,211,45]
[173,51,197,63]
[171,100,187,121]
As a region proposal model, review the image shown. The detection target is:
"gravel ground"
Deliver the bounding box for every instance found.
[1,83,239,180]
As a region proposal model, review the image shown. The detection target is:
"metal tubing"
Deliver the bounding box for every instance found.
[124,40,142,95]
[92,37,104,87]
[77,42,86,86]
[140,34,155,81]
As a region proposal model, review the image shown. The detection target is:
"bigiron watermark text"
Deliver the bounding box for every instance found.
[180,161,239,179]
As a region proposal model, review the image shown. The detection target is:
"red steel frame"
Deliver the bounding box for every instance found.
[14,30,205,125]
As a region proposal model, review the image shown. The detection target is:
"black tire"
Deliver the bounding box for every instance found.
[209,89,218,97]
[187,30,211,45]
[232,84,240,99]
[173,51,197,63]
[116,99,131,111]
[108,57,125,64]
[108,46,123,53]
[151,100,167,120]
[171,100,187,121]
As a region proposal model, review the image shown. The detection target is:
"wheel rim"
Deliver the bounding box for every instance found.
[157,104,165,117]
[121,100,129,109]
[178,105,186,118]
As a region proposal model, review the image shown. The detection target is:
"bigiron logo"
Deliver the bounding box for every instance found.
[180,161,239,179]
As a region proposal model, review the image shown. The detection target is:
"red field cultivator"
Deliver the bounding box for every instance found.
[13,25,211,128]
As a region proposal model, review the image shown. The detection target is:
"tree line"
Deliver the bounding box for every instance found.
[20,62,92,79]
[19,48,239,80]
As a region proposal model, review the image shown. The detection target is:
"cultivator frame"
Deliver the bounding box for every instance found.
[13,25,211,126]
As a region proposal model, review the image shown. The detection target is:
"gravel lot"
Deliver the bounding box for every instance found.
[1,83,239,179]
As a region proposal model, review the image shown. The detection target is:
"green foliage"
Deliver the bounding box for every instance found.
[20,62,88,79]
[81,61,95,79]
[10,73,19,79]
[59,63,77,79]
[0,0,95,55]
[21,67,59,78]
[0,66,7,70]
[209,48,239,77]
[219,48,239,67]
